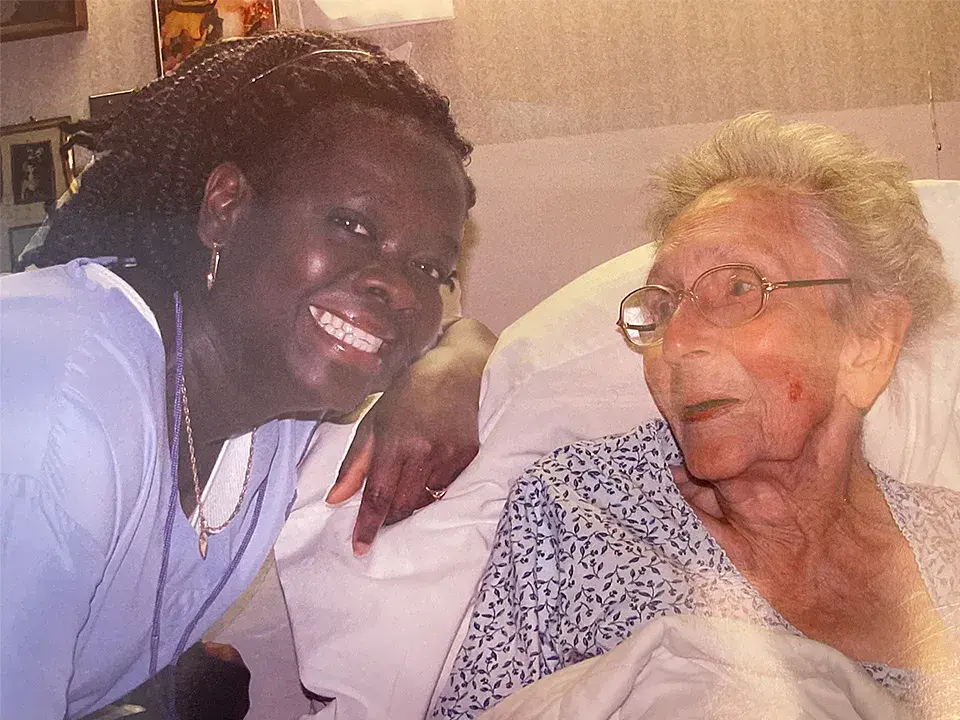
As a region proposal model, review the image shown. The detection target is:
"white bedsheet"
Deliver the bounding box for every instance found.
[475,615,913,720]
[273,400,515,719]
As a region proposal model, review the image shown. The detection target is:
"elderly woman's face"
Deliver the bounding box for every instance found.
[208,115,469,414]
[642,190,850,480]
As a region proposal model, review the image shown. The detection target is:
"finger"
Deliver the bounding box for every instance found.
[422,478,448,504]
[420,443,474,502]
[325,422,375,505]
[384,460,438,526]
[383,442,474,526]
[352,450,410,556]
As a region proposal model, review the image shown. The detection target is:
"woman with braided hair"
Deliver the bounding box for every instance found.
[0,30,495,718]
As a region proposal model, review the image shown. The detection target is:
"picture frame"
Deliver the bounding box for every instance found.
[89,89,137,121]
[152,0,279,76]
[302,0,454,32]
[1,116,70,272]
[0,0,88,43]
[5,223,41,273]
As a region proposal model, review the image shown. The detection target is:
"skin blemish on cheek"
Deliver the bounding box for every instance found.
[788,379,803,402]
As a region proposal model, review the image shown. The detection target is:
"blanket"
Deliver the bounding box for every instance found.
[475,615,919,720]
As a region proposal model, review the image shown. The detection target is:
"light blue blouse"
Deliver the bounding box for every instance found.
[0,260,316,719]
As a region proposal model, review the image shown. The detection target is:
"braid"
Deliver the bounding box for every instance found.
[38,31,473,288]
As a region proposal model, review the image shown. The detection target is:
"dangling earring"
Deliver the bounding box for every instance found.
[206,243,221,291]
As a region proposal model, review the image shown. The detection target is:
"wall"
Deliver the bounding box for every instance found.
[2,0,958,329]
[1,0,156,125]
[463,101,960,331]
[355,0,960,145]
[4,0,957,147]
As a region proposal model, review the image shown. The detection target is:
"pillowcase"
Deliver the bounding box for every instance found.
[861,180,959,488]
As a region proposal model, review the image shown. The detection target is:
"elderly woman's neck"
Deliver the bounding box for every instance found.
[681,413,882,556]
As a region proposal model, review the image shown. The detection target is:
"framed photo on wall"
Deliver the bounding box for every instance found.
[5,223,41,273]
[0,0,88,42]
[152,0,279,76]
[301,0,454,32]
[1,117,70,272]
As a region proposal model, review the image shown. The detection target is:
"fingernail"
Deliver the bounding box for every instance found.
[324,487,344,506]
[353,540,371,557]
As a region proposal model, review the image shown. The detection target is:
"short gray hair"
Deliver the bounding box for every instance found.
[647,112,953,343]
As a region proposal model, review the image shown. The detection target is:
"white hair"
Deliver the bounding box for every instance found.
[647,112,953,344]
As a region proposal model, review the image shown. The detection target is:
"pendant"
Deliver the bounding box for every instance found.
[198,530,208,559]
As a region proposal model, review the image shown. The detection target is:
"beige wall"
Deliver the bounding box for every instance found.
[462,101,960,332]
[2,0,958,328]
[1,0,156,126]
[4,1,959,133]
[355,0,960,144]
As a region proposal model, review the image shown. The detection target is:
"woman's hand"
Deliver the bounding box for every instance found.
[325,318,497,556]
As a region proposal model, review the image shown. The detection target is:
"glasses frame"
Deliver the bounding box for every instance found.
[617,263,852,348]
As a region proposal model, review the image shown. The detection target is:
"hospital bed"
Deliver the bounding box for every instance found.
[207,179,960,719]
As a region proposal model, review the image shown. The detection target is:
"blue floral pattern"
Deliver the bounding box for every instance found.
[432,419,960,719]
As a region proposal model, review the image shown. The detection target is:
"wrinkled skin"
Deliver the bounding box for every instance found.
[642,189,847,481]
[639,188,950,671]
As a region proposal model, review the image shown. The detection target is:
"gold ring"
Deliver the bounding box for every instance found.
[425,484,447,501]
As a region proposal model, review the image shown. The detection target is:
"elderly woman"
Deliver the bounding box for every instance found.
[433,114,959,719]
[0,31,495,719]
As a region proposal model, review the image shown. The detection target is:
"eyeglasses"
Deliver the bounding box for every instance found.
[617,263,851,348]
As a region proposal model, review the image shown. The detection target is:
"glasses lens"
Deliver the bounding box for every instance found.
[620,287,676,346]
[694,265,764,327]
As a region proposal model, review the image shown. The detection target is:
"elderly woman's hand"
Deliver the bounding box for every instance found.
[325,318,497,556]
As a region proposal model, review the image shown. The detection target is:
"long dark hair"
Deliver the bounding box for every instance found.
[38,31,474,288]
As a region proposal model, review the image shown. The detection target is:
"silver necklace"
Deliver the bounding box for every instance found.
[179,375,256,559]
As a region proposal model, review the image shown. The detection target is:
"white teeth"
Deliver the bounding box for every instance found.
[309,306,384,354]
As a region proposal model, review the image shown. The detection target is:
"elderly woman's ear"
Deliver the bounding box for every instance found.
[836,297,912,411]
[197,162,254,251]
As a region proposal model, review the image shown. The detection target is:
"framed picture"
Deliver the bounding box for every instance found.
[152,0,279,76]
[302,0,453,32]
[89,89,137,121]
[9,139,57,205]
[5,223,41,273]
[0,0,88,43]
[1,117,70,271]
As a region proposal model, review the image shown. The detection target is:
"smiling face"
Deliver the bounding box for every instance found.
[642,188,853,480]
[205,109,469,415]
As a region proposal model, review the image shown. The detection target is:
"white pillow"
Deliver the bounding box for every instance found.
[862,180,960,488]
[274,179,960,720]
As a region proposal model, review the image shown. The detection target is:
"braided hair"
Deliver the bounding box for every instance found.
[38,31,474,288]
